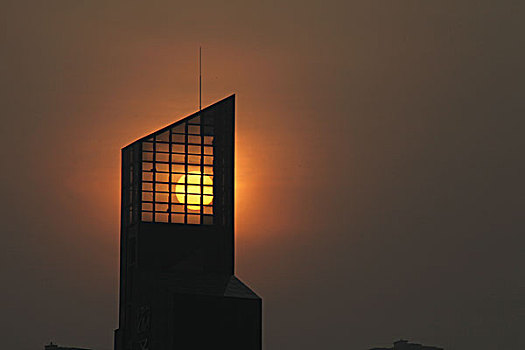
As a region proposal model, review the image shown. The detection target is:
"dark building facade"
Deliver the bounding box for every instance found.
[371,339,444,350]
[114,95,262,350]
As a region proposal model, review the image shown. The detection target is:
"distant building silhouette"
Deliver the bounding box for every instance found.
[44,342,91,350]
[114,95,262,350]
[371,339,443,350]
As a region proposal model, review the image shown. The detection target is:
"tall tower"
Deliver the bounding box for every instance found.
[114,95,262,350]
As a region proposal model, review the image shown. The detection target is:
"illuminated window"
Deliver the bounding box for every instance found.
[140,114,215,224]
[122,95,234,229]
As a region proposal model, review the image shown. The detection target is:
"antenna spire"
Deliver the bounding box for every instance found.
[199,46,202,112]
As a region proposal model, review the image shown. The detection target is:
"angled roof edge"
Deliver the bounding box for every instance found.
[224,276,261,300]
[122,94,235,150]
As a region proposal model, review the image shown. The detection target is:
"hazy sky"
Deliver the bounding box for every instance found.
[1,1,524,349]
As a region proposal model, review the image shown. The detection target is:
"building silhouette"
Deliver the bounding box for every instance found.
[114,95,262,350]
[371,339,444,350]
[44,342,91,350]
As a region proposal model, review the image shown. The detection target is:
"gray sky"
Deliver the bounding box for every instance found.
[1,1,524,349]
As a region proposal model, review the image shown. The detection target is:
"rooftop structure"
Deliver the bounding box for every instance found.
[371,339,444,350]
[44,342,91,350]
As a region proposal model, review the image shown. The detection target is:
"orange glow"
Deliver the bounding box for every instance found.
[52,45,293,244]
[175,171,213,210]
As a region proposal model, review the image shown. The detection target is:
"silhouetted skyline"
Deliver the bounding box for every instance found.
[371,339,443,350]
[44,342,91,350]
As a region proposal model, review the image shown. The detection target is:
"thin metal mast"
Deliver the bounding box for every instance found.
[199,46,202,112]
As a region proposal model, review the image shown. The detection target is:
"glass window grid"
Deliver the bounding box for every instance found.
[140,116,214,225]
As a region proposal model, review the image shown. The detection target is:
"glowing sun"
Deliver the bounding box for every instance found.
[175,171,213,210]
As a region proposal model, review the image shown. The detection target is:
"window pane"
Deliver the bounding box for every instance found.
[203,166,213,175]
[156,143,169,152]
[156,153,169,162]
[187,185,201,194]
[143,142,154,151]
[188,125,200,135]
[172,144,185,153]
[155,183,169,192]
[188,145,201,154]
[172,134,185,143]
[142,212,153,222]
[204,146,213,155]
[171,213,184,223]
[142,172,153,181]
[203,156,213,165]
[155,203,169,212]
[171,204,185,213]
[142,192,153,202]
[142,182,153,191]
[203,185,213,196]
[186,194,201,205]
[156,131,169,142]
[172,164,185,173]
[171,123,185,133]
[142,202,153,211]
[142,162,153,171]
[155,193,169,203]
[203,206,213,215]
[188,135,201,144]
[203,195,213,205]
[204,136,213,145]
[172,193,184,203]
[171,183,184,193]
[171,154,185,163]
[156,163,169,172]
[188,155,201,164]
[155,213,169,223]
[155,173,169,182]
[142,152,153,161]
[171,174,185,184]
[187,214,200,224]
[188,165,200,173]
